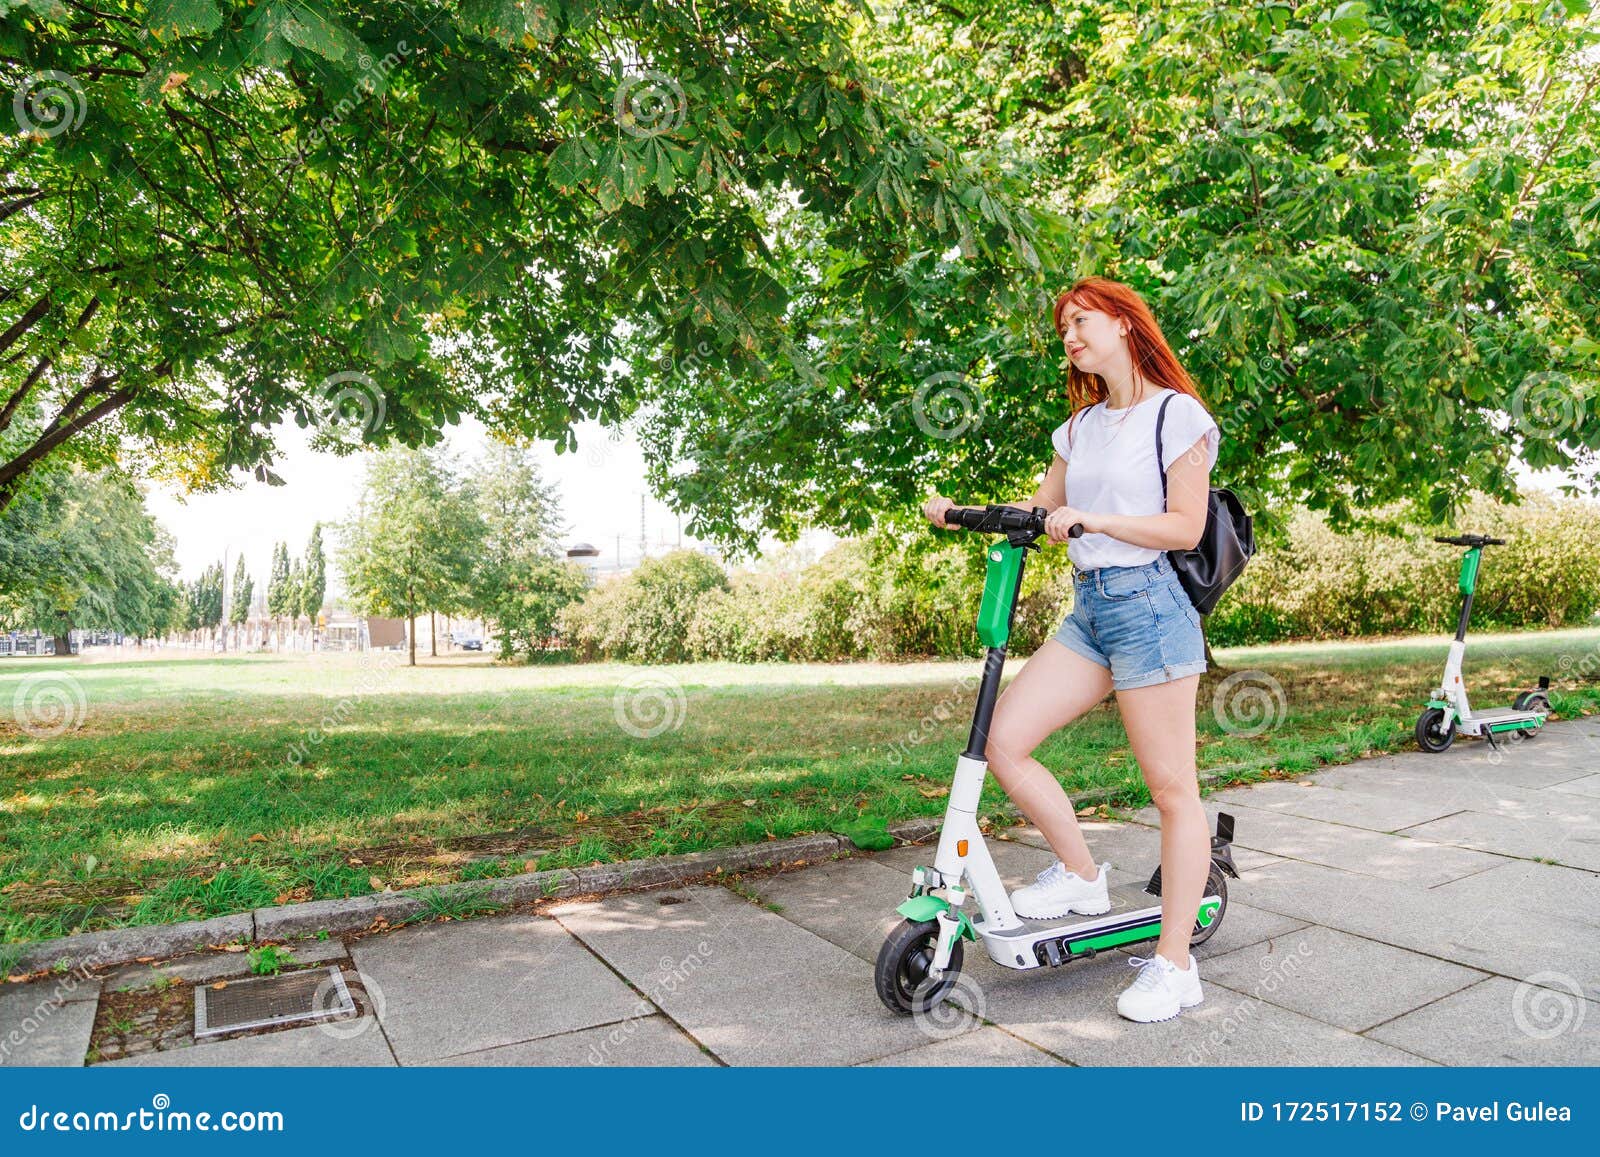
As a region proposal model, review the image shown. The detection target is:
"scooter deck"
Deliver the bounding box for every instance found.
[977,883,1219,970]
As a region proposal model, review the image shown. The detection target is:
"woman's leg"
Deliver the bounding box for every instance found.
[1114,673,1209,965]
[984,640,1115,878]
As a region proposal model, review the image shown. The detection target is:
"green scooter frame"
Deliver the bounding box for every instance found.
[1415,534,1550,754]
[874,505,1239,1015]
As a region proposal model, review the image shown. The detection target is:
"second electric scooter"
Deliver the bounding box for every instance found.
[874,504,1239,1015]
[1415,534,1550,753]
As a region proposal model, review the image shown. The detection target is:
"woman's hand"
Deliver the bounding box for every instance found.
[1045,505,1097,543]
[922,494,956,528]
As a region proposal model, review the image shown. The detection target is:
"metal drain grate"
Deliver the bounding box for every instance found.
[194,965,355,1039]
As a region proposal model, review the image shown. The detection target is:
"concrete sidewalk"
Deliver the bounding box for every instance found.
[7,718,1600,1067]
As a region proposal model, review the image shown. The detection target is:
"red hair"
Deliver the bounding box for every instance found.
[1053,277,1207,417]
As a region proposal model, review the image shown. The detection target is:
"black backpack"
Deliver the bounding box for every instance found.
[1154,393,1255,616]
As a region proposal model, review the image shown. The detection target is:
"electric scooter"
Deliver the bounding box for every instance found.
[1415,534,1550,753]
[874,504,1239,1015]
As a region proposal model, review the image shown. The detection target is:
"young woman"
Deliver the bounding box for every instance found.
[922,276,1220,1023]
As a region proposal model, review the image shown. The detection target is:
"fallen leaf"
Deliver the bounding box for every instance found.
[368,876,385,892]
[742,799,757,807]
[1075,805,1096,816]
[573,811,589,822]
[918,787,949,799]
[248,833,267,842]
[211,981,227,990]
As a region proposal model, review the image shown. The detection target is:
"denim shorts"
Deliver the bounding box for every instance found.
[1053,554,1207,690]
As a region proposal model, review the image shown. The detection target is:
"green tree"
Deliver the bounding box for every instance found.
[266,541,291,643]
[287,557,305,644]
[642,0,1600,548]
[0,0,1044,516]
[337,448,481,666]
[301,523,327,627]
[467,443,570,658]
[228,554,253,629]
[0,468,180,652]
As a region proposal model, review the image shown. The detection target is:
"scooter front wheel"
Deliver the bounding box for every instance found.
[1415,707,1457,753]
[875,918,964,1015]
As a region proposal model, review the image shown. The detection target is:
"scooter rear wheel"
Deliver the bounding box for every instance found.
[1415,707,1456,753]
[875,918,964,1015]
[1190,866,1229,947]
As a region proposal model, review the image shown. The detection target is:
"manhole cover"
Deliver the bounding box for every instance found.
[194,965,354,1038]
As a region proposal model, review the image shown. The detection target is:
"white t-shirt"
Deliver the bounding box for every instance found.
[1050,387,1220,570]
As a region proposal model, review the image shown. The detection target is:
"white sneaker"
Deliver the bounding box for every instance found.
[1117,952,1203,1022]
[1010,860,1112,920]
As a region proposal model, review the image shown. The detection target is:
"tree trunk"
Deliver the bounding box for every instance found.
[52,632,72,658]
[430,611,437,657]
[408,613,416,666]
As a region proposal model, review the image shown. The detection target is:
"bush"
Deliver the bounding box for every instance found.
[554,493,1600,661]
[558,550,729,662]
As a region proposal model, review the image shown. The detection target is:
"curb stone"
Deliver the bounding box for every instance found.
[7,834,850,975]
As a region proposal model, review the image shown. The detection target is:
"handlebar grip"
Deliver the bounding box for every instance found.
[1068,523,1084,539]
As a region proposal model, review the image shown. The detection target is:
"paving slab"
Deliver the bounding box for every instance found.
[1234,857,1600,996]
[433,1016,715,1067]
[1424,858,1600,929]
[1124,802,1503,886]
[1202,779,1464,833]
[349,912,644,1064]
[861,1025,1067,1067]
[0,980,101,1066]
[1397,809,1600,873]
[1199,924,1486,1033]
[552,884,968,1066]
[960,953,1432,1066]
[1366,976,1600,1065]
[95,1017,395,1066]
[1550,772,1600,800]
[752,857,913,965]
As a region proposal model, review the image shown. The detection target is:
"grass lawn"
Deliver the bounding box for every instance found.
[3,625,1599,948]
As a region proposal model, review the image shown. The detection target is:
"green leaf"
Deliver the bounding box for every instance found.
[143,0,222,42]
[838,817,894,851]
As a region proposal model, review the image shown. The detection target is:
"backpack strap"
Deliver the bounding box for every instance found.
[1154,393,1175,510]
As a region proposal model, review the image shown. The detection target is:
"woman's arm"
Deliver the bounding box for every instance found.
[1050,436,1211,549]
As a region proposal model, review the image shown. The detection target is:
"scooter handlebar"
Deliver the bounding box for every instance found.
[1434,534,1506,547]
[941,505,1083,539]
